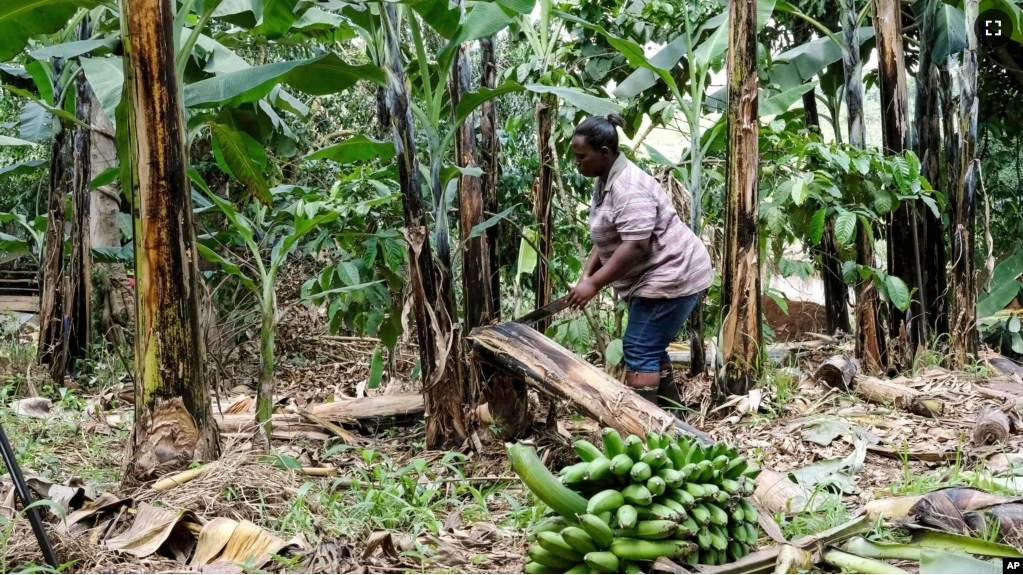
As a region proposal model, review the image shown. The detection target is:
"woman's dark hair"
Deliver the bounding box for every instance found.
[574,113,626,151]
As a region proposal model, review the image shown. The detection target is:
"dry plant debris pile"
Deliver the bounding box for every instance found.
[509,428,761,574]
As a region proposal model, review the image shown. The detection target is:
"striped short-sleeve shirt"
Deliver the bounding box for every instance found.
[588,154,713,300]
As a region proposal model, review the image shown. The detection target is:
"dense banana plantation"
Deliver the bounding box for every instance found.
[0,0,1022,572]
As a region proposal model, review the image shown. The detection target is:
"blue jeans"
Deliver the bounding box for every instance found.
[623,292,703,373]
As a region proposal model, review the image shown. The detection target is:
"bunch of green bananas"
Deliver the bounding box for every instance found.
[515,430,762,573]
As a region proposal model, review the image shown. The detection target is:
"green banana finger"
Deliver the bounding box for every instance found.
[583,551,619,574]
[537,532,584,561]
[601,428,624,458]
[561,526,599,555]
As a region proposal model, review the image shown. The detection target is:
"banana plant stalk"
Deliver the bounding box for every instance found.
[195,186,376,444]
[716,0,763,399]
[822,548,910,574]
[839,0,884,374]
[382,3,466,449]
[119,0,221,480]
[948,0,981,368]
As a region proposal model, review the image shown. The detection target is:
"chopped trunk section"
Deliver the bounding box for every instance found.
[913,0,949,341]
[971,403,1010,446]
[717,0,762,401]
[119,0,220,481]
[532,94,557,334]
[948,1,980,369]
[467,323,687,440]
[873,0,924,360]
[813,355,943,417]
[380,3,465,449]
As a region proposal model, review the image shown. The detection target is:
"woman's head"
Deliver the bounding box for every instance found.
[571,114,625,178]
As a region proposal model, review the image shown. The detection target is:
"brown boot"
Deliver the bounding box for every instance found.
[657,363,682,408]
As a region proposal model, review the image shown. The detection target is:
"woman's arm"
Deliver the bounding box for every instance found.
[581,248,603,281]
[568,238,650,309]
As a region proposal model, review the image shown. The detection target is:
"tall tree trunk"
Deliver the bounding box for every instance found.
[120,0,220,481]
[477,35,529,438]
[913,0,950,341]
[480,36,502,315]
[37,58,70,381]
[948,0,980,368]
[533,94,556,334]
[68,18,93,371]
[381,4,466,449]
[841,0,884,373]
[873,0,924,362]
[449,41,492,333]
[717,0,762,401]
[794,22,850,335]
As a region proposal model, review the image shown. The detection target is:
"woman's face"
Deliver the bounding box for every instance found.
[571,135,610,178]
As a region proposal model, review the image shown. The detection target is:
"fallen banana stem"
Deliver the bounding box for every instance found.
[773,545,812,573]
[300,467,339,477]
[152,466,207,491]
[840,537,921,561]
[822,548,910,574]
[860,494,925,521]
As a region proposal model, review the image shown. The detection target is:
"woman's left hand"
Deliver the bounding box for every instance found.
[567,279,599,309]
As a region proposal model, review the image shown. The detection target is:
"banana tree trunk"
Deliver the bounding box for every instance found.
[793,22,821,131]
[376,87,389,140]
[68,18,93,371]
[913,0,949,340]
[855,225,885,374]
[120,0,220,481]
[841,0,884,373]
[948,0,980,368]
[480,36,502,314]
[533,93,556,334]
[822,220,851,334]
[873,0,925,358]
[37,58,70,381]
[841,0,866,150]
[687,106,706,377]
[795,21,849,336]
[476,35,529,438]
[257,294,275,442]
[450,41,492,333]
[380,3,466,450]
[717,0,762,401]
[90,92,131,347]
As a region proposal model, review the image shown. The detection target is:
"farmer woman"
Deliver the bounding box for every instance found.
[566,114,713,407]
